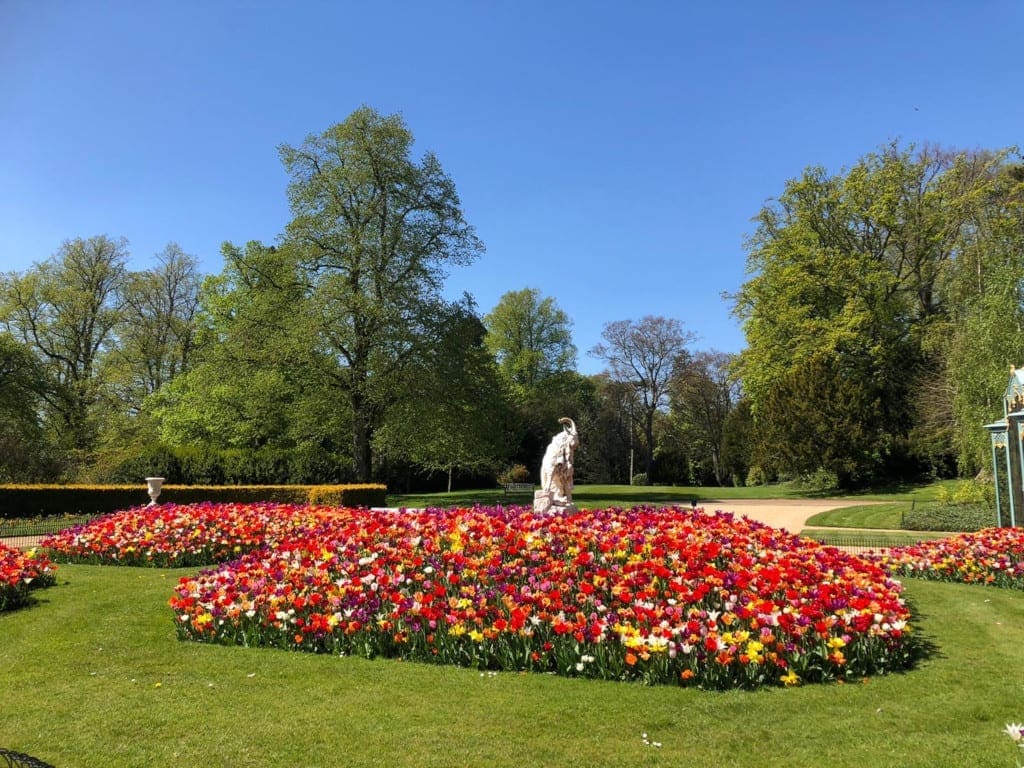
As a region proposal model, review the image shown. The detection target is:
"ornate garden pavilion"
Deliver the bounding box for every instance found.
[983,367,1024,527]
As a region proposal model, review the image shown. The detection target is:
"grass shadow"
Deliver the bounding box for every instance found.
[899,591,944,671]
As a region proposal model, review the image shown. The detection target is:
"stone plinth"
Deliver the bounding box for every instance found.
[533,490,576,515]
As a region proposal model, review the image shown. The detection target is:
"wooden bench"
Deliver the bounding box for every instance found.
[503,482,534,496]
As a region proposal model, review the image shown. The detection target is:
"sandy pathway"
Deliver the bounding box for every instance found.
[695,498,875,534]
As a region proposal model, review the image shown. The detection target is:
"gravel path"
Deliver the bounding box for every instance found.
[696,498,881,534]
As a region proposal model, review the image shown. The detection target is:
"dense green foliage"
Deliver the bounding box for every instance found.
[734,143,1024,486]
[484,288,577,396]
[0,238,202,479]
[95,443,354,486]
[5,121,1021,492]
[901,504,998,532]
[0,334,60,481]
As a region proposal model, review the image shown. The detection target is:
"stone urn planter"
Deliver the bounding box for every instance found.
[145,477,165,507]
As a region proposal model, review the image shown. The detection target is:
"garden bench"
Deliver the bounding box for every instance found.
[503,482,534,496]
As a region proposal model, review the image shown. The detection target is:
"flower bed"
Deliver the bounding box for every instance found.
[164,504,918,688]
[0,544,57,612]
[41,502,322,568]
[880,527,1024,589]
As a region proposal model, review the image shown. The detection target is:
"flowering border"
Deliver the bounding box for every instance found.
[879,527,1024,589]
[155,504,919,688]
[0,544,57,612]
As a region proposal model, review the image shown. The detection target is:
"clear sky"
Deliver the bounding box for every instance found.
[2,1,1022,374]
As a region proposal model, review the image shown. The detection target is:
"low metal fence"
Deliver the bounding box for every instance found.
[0,514,100,549]
[802,534,905,555]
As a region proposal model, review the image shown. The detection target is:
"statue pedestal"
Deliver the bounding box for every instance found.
[533,490,577,515]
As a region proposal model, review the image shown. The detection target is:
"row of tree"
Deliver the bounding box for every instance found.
[4,108,1019,490]
[0,108,742,489]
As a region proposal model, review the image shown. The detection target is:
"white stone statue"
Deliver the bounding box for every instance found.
[535,417,579,513]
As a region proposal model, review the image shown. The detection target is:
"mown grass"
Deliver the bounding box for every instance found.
[388,480,957,511]
[2,565,1022,767]
[804,502,911,529]
[806,499,1003,533]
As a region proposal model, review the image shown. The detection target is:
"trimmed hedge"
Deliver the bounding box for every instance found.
[0,484,387,519]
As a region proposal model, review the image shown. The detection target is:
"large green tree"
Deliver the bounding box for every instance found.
[733,143,1021,484]
[1,235,128,456]
[97,243,203,453]
[150,241,343,452]
[0,333,61,480]
[278,107,483,481]
[483,288,577,398]
[932,158,1024,473]
[580,374,638,484]
[116,243,201,402]
[377,307,512,491]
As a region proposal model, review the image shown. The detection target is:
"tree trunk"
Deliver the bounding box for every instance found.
[711,449,723,486]
[643,411,655,479]
[351,393,373,482]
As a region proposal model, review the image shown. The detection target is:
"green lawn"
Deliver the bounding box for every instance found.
[2,565,1022,767]
[803,502,910,529]
[388,480,958,511]
[389,482,808,510]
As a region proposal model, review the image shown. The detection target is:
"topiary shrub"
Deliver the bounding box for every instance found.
[631,473,649,486]
[745,466,769,486]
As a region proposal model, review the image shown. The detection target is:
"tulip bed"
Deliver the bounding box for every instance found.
[880,527,1024,589]
[39,501,924,689]
[0,543,56,612]
[41,502,321,568]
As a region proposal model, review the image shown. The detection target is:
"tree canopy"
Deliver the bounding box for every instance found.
[591,316,695,479]
[734,143,1024,485]
[1,235,128,454]
[9,124,1021,492]
[278,106,484,481]
[484,288,577,398]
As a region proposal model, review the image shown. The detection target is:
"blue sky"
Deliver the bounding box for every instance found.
[2,1,1022,374]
